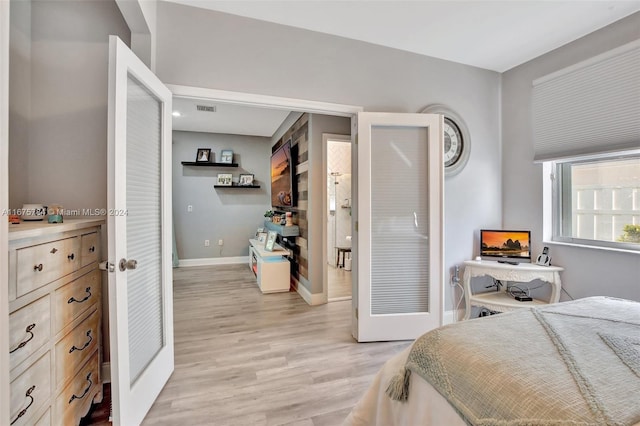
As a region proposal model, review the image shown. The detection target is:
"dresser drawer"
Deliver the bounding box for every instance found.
[34,408,51,426]
[10,352,51,426]
[55,353,99,426]
[9,296,51,371]
[54,270,100,333]
[55,308,100,387]
[16,237,81,297]
[80,232,99,268]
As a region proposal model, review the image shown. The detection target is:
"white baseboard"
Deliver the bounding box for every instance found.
[178,256,248,267]
[443,309,461,325]
[102,362,111,383]
[294,280,325,306]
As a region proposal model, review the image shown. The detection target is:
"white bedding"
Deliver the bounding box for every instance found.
[343,344,466,426]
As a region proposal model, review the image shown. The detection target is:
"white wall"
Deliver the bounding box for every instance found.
[155,3,502,307]
[502,12,640,302]
[172,130,271,259]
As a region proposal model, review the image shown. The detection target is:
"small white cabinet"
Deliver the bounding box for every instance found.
[248,239,290,293]
[462,260,563,320]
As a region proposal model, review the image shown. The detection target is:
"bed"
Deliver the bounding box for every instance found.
[345,297,640,426]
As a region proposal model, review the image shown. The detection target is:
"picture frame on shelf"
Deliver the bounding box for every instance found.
[264,230,278,251]
[216,173,233,186]
[196,148,211,163]
[257,232,267,243]
[239,173,254,186]
[220,149,234,164]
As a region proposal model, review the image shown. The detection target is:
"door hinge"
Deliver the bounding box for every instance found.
[355,221,358,232]
[355,308,358,319]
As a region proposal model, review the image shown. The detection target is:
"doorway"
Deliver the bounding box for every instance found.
[323,134,352,301]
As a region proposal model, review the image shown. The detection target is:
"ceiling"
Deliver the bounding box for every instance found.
[172,97,292,137]
[165,0,640,72]
[169,1,639,137]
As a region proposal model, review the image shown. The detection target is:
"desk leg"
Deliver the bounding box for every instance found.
[463,268,472,320]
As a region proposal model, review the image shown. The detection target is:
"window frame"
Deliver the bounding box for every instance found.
[547,152,640,253]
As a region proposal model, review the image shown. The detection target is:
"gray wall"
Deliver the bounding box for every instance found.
[156,3,502,307]
[8,0,130,212]
[502,13,640,302]
[308,114,351,294]
[173,131,271,259]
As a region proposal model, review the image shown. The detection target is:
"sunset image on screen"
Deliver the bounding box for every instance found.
[481,231,530,257]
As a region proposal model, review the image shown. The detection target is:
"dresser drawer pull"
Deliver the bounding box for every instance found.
[50,247,58,254]
[9,324,35,354]
[68,253,75,261]
[10,385,35,425]
[69,373,92,404]
[89,246,96,253]
[68,287,92,304]
[33,263,43,272]
[69,330,93,353]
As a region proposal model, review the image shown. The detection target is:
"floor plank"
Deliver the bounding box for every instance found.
[141,264,409,426]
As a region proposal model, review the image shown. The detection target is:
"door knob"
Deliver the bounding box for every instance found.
[119,258,138,272]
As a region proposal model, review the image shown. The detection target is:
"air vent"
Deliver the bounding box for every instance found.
[196,105,217,112]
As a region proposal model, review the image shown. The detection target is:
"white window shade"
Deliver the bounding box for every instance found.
[532,40,640,162]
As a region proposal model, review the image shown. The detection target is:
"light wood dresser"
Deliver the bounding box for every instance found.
[8,218,104,426]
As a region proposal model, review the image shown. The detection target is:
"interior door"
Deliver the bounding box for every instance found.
[107,36,174,425]
[355,112,443,342]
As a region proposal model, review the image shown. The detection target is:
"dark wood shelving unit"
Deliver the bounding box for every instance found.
[181,161,239,167]
[214,184,261,188]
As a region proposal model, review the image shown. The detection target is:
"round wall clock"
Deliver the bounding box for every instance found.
[421,104,471,177]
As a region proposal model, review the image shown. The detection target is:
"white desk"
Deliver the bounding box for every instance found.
[462,260,563,320]
[249,239,290,293]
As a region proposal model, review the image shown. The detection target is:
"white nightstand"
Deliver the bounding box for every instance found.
[462,260,563,320]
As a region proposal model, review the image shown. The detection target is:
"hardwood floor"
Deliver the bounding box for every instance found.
[327,264,352,300]
[140,264,409,426]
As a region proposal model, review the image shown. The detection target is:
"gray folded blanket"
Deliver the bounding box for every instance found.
[387,297,640,426]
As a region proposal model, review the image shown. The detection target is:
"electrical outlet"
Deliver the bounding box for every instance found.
[218,239,224,246]
[204,240,210,247]
[187,205,193,212]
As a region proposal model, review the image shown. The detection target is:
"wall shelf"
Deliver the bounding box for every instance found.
[181,161,238,167]
[264,220,300,237]
[214,184,261,188]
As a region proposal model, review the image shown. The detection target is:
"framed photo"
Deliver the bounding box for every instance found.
[216,173,233,186]
[220,149,234,164]
[264,230,278,251]
[257,232,267,243]
[239,173,254,186]
[196,148,211,163]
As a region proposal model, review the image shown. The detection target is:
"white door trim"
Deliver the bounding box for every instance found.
[322,133,353,304]
[0,0,10,419]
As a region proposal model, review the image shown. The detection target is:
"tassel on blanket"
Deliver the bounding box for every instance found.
[385,367,411,402]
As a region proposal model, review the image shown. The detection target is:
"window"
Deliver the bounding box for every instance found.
[550,154,640,251]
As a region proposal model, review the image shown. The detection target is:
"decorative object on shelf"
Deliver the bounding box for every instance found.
[239,173,254,186]
[48,203,64,223]
[8,214,20,224]
[264,230,278,251]
[216,173,233,186]
[220,149,234,164]
[264,210,274,222]
[257,232,267,243]
[285,212,293,226]
[196,148,211,163]
[420,104,471,177]
[21,204,47,221]
[536,246,551,266]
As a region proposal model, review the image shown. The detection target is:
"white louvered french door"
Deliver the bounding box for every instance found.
[107,36,174,425]
[356,113,443,342]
